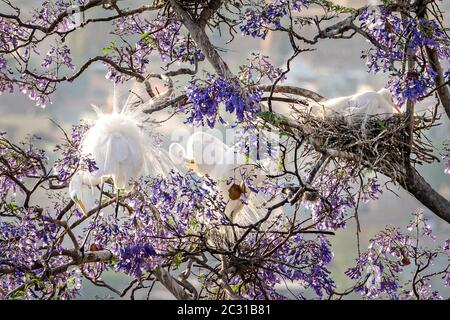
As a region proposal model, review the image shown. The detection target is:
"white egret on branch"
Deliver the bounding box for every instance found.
[67,80,176,253]
[69,84,171,216]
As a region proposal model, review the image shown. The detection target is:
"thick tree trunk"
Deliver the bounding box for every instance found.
[397,168,450,223]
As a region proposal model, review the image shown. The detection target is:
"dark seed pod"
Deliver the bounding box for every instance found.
[401,252,411,266]
[228,183,243,200]
[89,243,102,252]
[303,191,319,202]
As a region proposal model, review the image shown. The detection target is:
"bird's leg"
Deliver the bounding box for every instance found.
[80,182,104,255]
[115,188,120,219]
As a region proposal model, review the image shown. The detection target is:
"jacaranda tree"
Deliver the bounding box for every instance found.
[0,0,449,300]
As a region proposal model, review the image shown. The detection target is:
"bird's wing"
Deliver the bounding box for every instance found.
[109,134,130,163]
[79,182,99,213]
[69,171,98,214]
[341,92,379,120]
[69,171,83,202]
[322,96,352,117]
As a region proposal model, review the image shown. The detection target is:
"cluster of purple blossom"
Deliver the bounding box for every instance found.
[0,16,30,52]
[113,173,333,299]
[305,165,383,231]
[32,0,87,31]
[238,53,285,85]
[0,17,50,107]
[0,134,48,199]
[137,17,204,65]
[359,8,450,106]
[41,45,75,71]
[111,14,203,71]
[240,0,308,39]
[103,15,205,83]
[185,75,263,127]
[222,232,335,299]
[346,212,450,299]
[0,208,80,300]
[146,171,336,299]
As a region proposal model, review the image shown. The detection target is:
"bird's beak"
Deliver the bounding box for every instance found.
[73,196,88,215]
[185,159,197,171]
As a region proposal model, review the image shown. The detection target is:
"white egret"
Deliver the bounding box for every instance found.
[269,88,399,129]
[69,85,172,216]
[67,80,177,253]
[321,88,400,128]
[169,131,276,245]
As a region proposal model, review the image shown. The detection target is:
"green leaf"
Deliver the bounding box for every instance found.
[377,120,386,130]
[312,0,355,14]
[230,284,239,293]
[11,290,24,299]
[168,216,176,226]
[189,216,198,228]
[102,40,117,55]
[173,252,184,270]
[257,111,286,126]
[110,257,118,266]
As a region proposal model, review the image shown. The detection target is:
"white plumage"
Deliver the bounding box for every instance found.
[169,132,268,233]
[274,88,400,128]
[81,112,146,189]
[69,170,101,214]
[321,88,399,126]
[69,100,169,214]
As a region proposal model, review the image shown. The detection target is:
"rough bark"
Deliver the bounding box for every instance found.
[169,0,233,79]
[426,47,450,120]
[153,265,193,300]
[398,168,450,223]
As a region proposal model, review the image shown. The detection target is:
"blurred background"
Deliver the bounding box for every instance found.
[0,0,449,299]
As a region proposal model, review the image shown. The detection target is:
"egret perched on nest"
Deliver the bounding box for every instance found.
[322,88,400,122]
[169,131,273,244]
[272,88,400,128]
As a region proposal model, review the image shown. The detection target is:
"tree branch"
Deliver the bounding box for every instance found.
[425,47,450,120]
[396,168,450,224]
[169,0,233,79]
[152,265,193,300]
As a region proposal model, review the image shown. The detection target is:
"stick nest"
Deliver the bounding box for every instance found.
[275,110,439,182]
